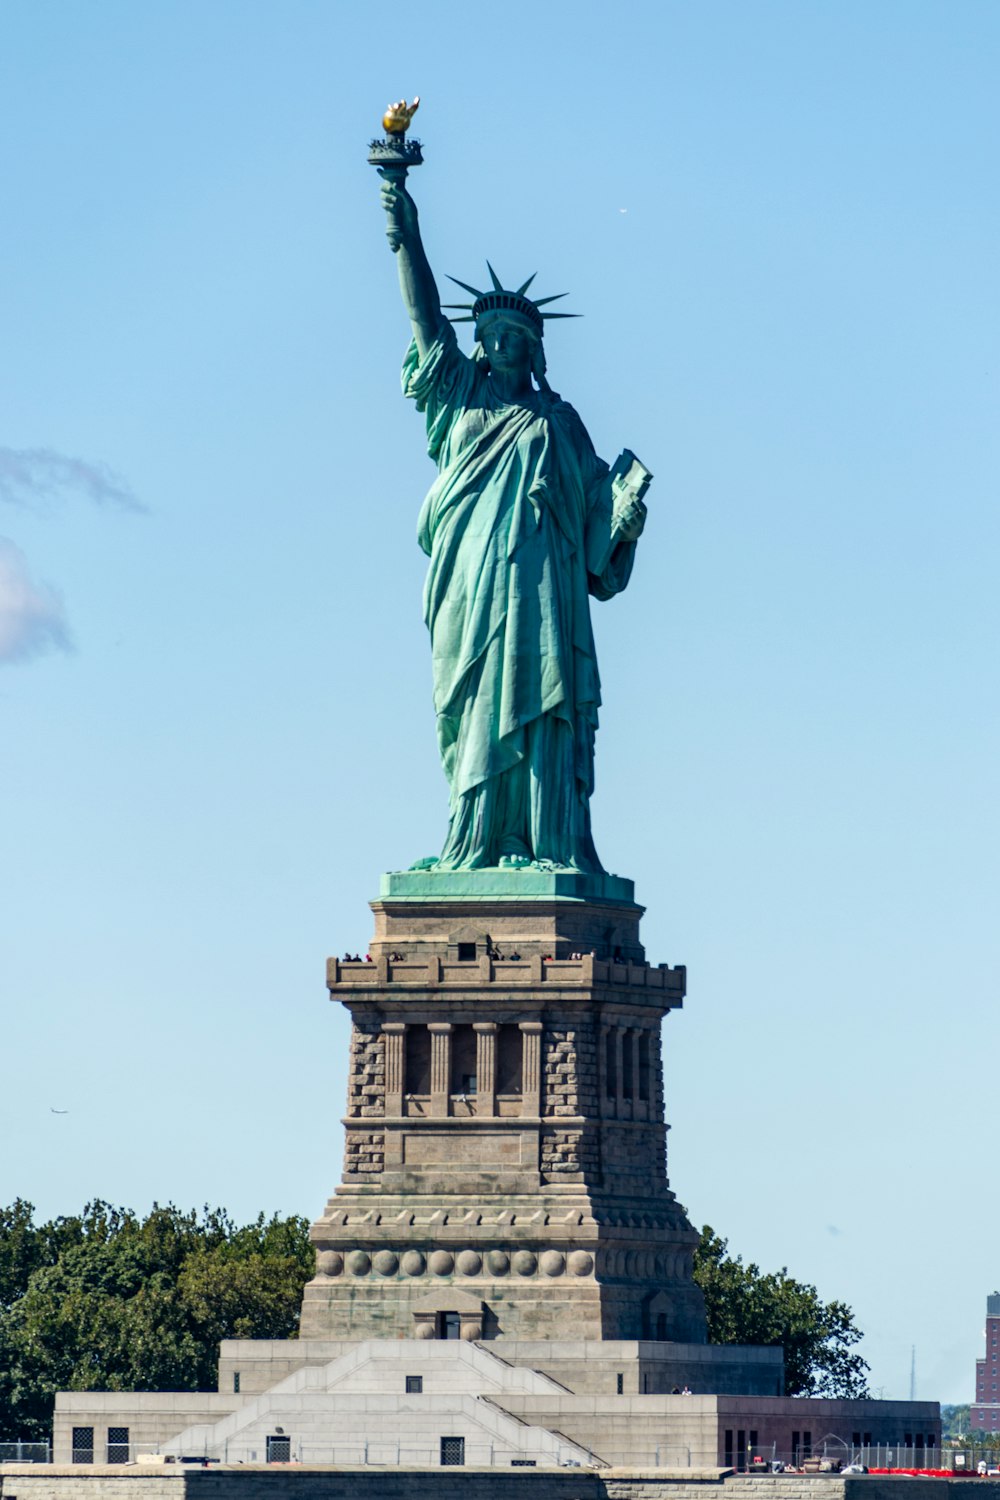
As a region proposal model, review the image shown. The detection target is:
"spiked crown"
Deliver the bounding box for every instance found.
[444,263,578,338]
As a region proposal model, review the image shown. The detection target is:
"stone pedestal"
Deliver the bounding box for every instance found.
[302,871,707,1344]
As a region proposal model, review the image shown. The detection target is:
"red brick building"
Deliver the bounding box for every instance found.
[972,1293,1000,1431]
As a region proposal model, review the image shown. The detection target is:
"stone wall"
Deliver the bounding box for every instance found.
[2,1470,988,1500]
[346,1024,384,1120]
[342,1131,384,1178]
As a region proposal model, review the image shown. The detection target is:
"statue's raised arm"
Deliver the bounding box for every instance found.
[379,176,442,360]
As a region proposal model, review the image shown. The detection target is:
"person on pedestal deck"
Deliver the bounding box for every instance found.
[380,174,650,874]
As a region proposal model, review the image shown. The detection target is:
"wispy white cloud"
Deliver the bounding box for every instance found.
[0,537,72,664]
[0,446,143,513]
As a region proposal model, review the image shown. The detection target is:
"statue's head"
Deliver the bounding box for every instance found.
[444,265,576,386]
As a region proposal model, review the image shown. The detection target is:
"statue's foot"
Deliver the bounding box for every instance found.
[408,856,440,871]
[498,852,531,869]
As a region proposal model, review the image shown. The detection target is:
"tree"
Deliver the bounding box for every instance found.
[0,1202,313,1441]
[693,1225,870,1397]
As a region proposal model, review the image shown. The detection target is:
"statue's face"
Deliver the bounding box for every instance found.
[479,317,533,375]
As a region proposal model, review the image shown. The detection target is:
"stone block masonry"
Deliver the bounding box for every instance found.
[1,1471,975,1500]
[303,890,708,1344]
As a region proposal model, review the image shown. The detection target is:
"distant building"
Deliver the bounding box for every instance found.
[972,1293,1000,1432]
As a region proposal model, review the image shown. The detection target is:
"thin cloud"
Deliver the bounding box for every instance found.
[0,446,143,513]
[0,537,72,664]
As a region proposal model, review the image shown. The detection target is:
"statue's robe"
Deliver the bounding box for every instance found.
[404,323,639,871]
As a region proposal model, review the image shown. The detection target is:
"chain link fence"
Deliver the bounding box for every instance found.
[0,1442,51,1463]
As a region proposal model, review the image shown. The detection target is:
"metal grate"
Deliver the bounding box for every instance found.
[405,1375,423,1393]
[440,1436,465,1466]
[72,1428,94,1465]
[266,1435,291,1463]
[107,1427,130,1464]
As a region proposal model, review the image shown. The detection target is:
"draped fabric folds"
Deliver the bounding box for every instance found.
[403,323,639,872]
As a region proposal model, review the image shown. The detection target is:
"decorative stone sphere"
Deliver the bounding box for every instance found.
[400,1250,425,1277]
[316,1250,343,1277]
[346,1250,371,1276]
[460,1322,482,1341]
[428,1250,454,1276]
[415,1321,436,1340]
[567,1250,593,1277]
[373,1250,399,1276]
[512,1250,537,1276]
[485,1250,509,1276]
[456,1250,482,1276]
[539,1250,565,1277]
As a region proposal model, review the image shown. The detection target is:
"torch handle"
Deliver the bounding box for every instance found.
[377,163,409,253]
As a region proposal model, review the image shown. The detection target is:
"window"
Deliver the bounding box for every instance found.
[928,1436,937,1450]
[440,1436,465,1466]
[736,1430,746,1472]
[724,1430,734,1467]
[803,1431,812,1459]
[656,1313,668,1340]
[792,1432,801,1464]
[107,1428,130,1464]
[605,1030,617,1097]
[622,1033,635,1098]
[267,1435,291,1463]
[511,1459,537,1466]
[457,943,476,962]
[405,1026,432,1095]
[72,1427,94,1464]
[233,1372,240,1393]
[405,1375,423,1393]
[616,1372,624,1394]
[450,1024,477,1095]
[496,1025,523,1094]
[638,1031,650,1100]
[438,1311,461,1340]
[864,1433,872,1447]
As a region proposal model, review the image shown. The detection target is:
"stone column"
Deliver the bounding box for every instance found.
[614,1026,626,1119]
[429,1023,453,1118]
[645,1027,658,1120]
[474,1022,498,1117]
[519,1021,543,1117]
[598,1022,610,1118]
[382,1022,406,1117]
[629,1029,642,1119]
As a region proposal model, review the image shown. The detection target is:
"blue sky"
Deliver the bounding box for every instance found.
[1,0,997,1405]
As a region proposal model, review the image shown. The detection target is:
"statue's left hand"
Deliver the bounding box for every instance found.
[613,494,647,542]
[379,174,419,253]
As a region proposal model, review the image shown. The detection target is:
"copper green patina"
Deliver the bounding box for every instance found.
[379,156,651,878]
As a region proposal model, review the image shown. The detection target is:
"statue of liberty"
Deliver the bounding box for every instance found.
[377,114,650,875]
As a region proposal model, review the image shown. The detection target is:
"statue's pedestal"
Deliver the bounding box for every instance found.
[301,875,706,1344]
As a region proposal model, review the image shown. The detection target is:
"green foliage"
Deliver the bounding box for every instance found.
[942,1404,972,1440]
[0,1201,313,1441]
[693,1225,870,1398]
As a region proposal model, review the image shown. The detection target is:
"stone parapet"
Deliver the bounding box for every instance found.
[328,953,686,1006]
